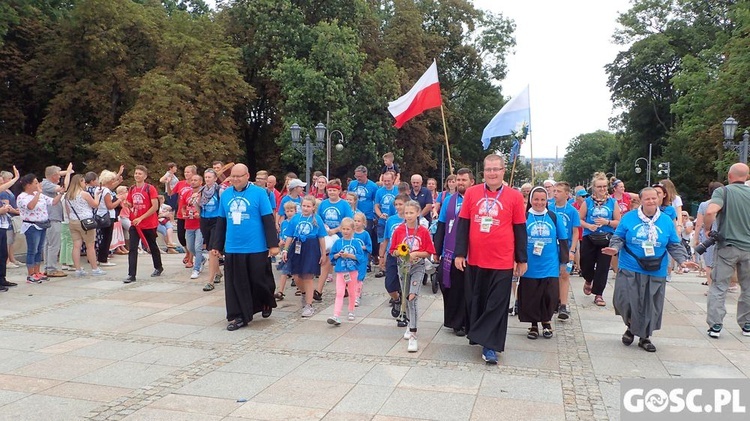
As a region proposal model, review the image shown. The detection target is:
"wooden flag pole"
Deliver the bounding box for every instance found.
[529,131,535,184]
[509,155,519,186]
[440,105,454,175]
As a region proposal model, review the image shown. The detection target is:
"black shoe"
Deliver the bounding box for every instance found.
[391,300,401,318]
[124,276,136,284]
[227,317,247,331]
[0,280,18,287]
[454,328,466,337]
[261,306,272,318]
[557,305,570,320]
[374,271,385,278]
[312,290,323,302]
[291,280,296,287]
[622,329,634,346]
[367,265,372,273]
[638,338,656,352]
[0,285,7,292]
[151,268,164,277]
[397,318,408,327]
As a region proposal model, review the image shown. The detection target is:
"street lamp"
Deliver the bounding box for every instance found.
[657,162,670,178]
[633,143,653,186]
[723,116,749,164]
[290,122,325,193]
[320,112,345,179]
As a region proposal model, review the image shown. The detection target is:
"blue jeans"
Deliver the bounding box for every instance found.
[25,227,47,267]
[185,228,204,272]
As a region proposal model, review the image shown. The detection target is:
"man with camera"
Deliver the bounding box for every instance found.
[703,163,750,338]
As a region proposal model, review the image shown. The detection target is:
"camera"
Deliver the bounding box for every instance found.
[695,230,723,255]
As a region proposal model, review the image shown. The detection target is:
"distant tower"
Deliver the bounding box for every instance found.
[555,146,559,167]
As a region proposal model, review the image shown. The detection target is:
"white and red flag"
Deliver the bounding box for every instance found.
[387,60,442,128]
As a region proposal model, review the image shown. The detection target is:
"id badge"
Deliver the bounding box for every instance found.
[294,240,302,254]
[448,220,454,233]
[480,216,493,233]
[642,242,655,257]
[231,211,242,225]
[533,240,545,256]
[343,272,351,282]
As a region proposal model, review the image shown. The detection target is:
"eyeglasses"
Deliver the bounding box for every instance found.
[230,173,248,179]
[594,185,608,189]
[484,167,506,172]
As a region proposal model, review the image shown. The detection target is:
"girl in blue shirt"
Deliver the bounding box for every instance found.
[282,196,327,317]
[327,218,364,325]
[519,187,569,340]
[353,212,373,307]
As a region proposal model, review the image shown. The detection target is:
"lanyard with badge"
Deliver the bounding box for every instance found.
[448,195,463,234]
[531,213,546,256]
[294,215,313,254]
[342,238,354,282]
[480,185,502,233]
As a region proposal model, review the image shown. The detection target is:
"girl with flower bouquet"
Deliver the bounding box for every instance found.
[327,218,364,325]
[388,200,436,352]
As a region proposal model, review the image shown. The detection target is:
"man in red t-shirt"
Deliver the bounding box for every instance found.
[174,165,197,266]
[453,154,527,365]
[180,174,203,277]
[125,165,163,283]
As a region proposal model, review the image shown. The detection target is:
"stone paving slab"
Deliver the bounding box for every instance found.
[1,254,749,420]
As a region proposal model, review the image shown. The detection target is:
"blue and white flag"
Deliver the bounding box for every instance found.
[481,85,531,150]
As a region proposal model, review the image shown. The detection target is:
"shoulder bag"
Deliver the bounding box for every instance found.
[68,199,97,231]
[93,189,112,228]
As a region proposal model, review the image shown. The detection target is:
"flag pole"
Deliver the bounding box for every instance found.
[440,104,454,175]
[509,156,518,186]
[527,85,535,184]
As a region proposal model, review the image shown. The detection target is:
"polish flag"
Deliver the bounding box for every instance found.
[387,60,442,128]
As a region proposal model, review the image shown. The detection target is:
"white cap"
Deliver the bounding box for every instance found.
[288,179,307,189]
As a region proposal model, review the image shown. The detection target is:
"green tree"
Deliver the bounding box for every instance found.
[561,131,619,187]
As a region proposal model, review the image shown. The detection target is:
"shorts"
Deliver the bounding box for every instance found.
[384,254,399,293]
[69,220,96,245]
[200,217,218,249]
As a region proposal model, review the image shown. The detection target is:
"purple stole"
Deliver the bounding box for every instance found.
[441,193,462,288]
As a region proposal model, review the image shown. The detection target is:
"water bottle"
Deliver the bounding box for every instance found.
[566,261,573,274]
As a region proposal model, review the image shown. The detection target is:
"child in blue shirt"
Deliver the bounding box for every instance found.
[352,212,373,307]
[274,201,296,300]
[327,218,364,325]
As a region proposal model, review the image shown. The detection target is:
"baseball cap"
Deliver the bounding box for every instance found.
[288,179,307,189]
[575,189,589,197]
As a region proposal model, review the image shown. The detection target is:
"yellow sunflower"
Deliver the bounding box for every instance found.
[397,243,410,257]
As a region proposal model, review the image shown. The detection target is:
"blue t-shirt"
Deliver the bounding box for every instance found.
[435,191,451,207]
[524,211,568,278]
[266,189,277,211]
[279,219,291,243]
[548,202,581,247]
[374,185,399,224]
[616,210,679,277]
[384,214,404,252]
[200,189,221,218]
[660,205,677,221]
[284,213,327,243]
[353,230,372,280]
[348,179,378,219]
[582,197,617,236]
[218,184,274,253]
[330,237,363,273]
[318,199,353,230]
[278,195,302,217]
[438,193,463,223]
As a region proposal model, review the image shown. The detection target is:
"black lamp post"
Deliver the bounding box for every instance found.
[723,116,749,164]
[290,123,325,193]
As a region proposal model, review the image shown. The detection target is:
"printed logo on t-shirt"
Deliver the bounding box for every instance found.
[354,185,369,201]
[528,220,554,244]
[633,223,664,247]
[323,207,341,226]
[296,219,315,236]
[132,192,149,214]
[404,234,422,251]
[591,205,610,218]
[228,197,249,223]
[476,198,503,217]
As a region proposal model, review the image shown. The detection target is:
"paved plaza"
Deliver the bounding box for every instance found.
[1,253,748,421]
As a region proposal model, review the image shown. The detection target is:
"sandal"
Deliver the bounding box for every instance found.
[226,317,247,331]
[527,327,539,340]
[594,295,606,306]
[701,281,709,286]
[542,324,553,339]
[583,281,593,296]
[622,329,634,346]
[202,283,215,291]
[184,262,194,268]
[294,289,302,296]
[638,338,656,352]
[274,291,285,301]
[261,306,272,318]
[182,256,189,264]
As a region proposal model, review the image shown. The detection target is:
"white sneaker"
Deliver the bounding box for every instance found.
[347,312,355,321]
[91,268,106,276]
[403,328,411,340]
[190,270,200,279]
[7,262,20,268]
[74,269,87,277]
[301,304,315,318]
[99,262,116,267]
[407,335,418,352]
[355,297,361,307]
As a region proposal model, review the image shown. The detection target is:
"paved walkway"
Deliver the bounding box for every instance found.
[0,254,748,421]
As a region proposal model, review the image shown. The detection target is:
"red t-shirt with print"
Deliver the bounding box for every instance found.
[173,179,192,219]
[458,184,526,270]
[179,188,200,230]
[388,223,436,256]
[127,184,159,229]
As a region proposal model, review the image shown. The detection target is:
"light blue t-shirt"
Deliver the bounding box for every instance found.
[524,211,568,279]
[375,185,399,224]
[330,237,363,273]
[218,184,274,253]
[583,197,616,236]
[283,213,327,243]
[660,205,677,221]
[615,210,679,277]
[318,198,354,230]
[279,219,291,243]
[278,195,301,217]
[384,214,404,252]
[353,230,372,281]
[438,193,463,223]
[200,188,221,218]
[549,202,581,247]
[348,179,378,220]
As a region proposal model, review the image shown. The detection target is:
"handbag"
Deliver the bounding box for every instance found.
[67,199,97,232]
[588,232,612,247]
[93,189,112,228]
[24,220,51,229]
[623,245,665,272]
